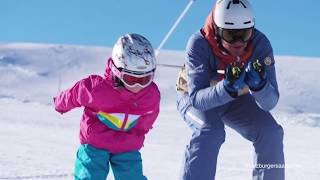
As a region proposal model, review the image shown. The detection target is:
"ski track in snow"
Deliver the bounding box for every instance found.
[0,44,319,179]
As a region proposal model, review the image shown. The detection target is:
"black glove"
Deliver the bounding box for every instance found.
[223,63,246,98]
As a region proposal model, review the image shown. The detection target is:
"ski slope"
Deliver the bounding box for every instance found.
[0,43,319,179]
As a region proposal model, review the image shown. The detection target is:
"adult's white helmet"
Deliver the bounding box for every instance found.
[112,33,156,73]
[214,0,254,29]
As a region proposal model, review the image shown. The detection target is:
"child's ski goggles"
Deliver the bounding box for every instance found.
[109,59,154,88]
[217,27,254,44]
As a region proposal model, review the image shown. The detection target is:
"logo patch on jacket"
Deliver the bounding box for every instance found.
[97,111,141,131]
[264,56,272,66]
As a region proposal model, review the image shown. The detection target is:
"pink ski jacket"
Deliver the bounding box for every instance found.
[54,59,160,154]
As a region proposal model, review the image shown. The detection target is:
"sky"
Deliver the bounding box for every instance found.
[0,0,319,57]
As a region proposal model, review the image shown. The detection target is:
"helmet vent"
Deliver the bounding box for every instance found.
[232,0,240,4]
[225,22,234,25]
[226,2,232,9]
[228,0,247,9]
[243,21,251,24]
[240,1,247,8]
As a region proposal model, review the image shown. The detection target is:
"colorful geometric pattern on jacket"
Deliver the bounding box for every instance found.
[97,111,140,131]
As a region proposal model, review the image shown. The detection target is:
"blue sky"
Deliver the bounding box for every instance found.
[0,0,319,57]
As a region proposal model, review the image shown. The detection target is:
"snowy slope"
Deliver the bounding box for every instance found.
[0,43,319,179]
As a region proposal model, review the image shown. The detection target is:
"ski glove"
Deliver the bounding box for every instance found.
[245,59,267,91]
[223,63,246,98]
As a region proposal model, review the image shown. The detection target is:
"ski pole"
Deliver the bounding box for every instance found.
[156,63,225,75]
[155,0,197,57]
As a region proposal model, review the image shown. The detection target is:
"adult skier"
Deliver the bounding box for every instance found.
[176,0,285,179]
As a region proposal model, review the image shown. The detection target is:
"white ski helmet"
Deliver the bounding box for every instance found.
[214,0,255,29]
[112,33,156,73]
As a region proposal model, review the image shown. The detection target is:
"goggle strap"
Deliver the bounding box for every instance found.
[109,58,122,79]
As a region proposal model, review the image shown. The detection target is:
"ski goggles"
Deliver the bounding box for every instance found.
[218,27,254,44]
[109,59,154,88]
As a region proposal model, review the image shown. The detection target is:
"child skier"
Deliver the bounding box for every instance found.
[53,33,160,180]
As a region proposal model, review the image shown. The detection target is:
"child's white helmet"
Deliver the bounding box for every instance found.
[214,0,255,29]
[112,33,156,73]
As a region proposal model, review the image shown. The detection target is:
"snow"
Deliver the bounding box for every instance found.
[0,43,319,179]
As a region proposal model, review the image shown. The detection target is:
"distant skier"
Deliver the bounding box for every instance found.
[54,34,160,180]
[176,0,285,179]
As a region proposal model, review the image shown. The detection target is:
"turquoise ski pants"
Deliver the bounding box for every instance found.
[74,144,147,180]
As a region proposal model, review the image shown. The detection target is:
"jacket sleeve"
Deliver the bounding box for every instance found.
[186,34,234,111]
[53,76,97,113]
[250,39,279,111]
[138,106,160,135]
[135,91,160,135]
